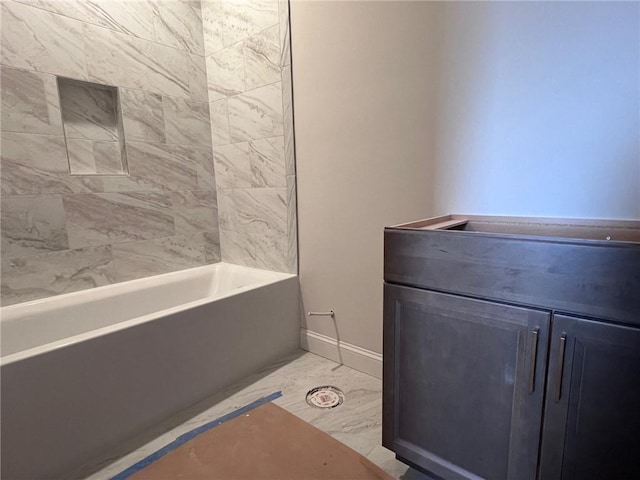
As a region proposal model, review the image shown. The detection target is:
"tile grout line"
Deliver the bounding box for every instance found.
[11,0,206,58]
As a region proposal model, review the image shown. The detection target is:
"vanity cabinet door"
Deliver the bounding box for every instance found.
[383,284,550,480]
[539,314,640,480]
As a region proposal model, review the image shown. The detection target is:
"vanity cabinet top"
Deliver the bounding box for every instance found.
[388,214,640,243]
[384,214,640,327]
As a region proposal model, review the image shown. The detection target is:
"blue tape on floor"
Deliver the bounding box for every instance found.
[110,391,283,480]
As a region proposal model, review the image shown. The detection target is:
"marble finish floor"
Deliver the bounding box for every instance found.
[79,351,431,480]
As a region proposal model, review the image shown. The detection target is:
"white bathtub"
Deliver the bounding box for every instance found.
[1,263,300,479]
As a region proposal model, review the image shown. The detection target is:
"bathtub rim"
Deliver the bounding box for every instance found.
[1,262,297,367]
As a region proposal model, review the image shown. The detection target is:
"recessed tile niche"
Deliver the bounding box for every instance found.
[57,78,128,175]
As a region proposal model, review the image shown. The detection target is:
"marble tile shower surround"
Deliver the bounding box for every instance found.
[1,0,297,306]
[202,0,297,273]
[58,79,128,175]
[0,0,224,306]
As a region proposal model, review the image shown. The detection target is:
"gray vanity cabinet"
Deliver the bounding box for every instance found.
[539,314,640,480]
[383,215,640,480]
[383,284,550,480]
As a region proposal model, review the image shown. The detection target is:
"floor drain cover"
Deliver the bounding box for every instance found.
[306,386,345,409]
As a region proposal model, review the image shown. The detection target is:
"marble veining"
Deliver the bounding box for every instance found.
[244,25,281,91]
[28,0,157,42]
[1,195,69,257]
[0,0,302,303]
[126,142,199,191]
[120,89,166,143]
[58,80,119,142]
[64,192,175,249]
[0,0,222,305]
[0,133,71,195]
[278,0,291,68]
[249,136,286,187]
[172,190,219,236]
[57,79,128,175]
[163,97,212,147]
[1,245,116,307]
[112,235,206,282]
[204,0,295,273]
[201,230,222,263]
[0,1,88,79]
[97,175,163,194]
[206,43,246,101]
[1,67,63,136]
[282,66,296,175]
[214,143,253,189]
[153,0,205,55]
[92,141,124,174]
[0,132,138,195]
[286,174,297,273]
[188,54,209,102]
[85,23,190,99]
[66,139,98,174]
[216,190,239,232]
[234,187,287,236]
[209,99,231,146]
[222,0,279,46]
[194,145,217,191]
[202,0,225,55]
[254,231,288,271]
[219,229,257,266]
[228,82,284,142]
[219,189,251,233]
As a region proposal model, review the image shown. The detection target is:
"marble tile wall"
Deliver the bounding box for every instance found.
[202,0,297,273]
[0,0,221,306]
[57,79,127,175]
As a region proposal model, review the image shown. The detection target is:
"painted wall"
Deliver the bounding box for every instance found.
[432,1,640,218]
[291,1,437,358]
[1,0,219,305]
[202,0,297,273]
[291,0,639,369]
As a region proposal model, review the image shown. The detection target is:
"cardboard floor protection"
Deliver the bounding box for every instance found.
[126,402,395,480]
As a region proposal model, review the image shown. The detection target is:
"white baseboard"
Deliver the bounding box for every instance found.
[299,328,383,379]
